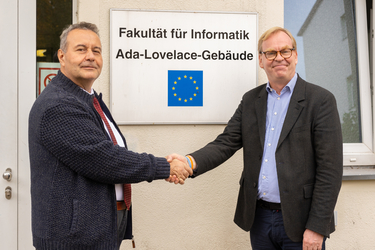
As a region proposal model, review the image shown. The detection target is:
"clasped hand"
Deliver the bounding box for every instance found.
[165,154,192,185]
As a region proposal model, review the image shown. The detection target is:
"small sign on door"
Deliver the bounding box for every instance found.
[37,62,60,96]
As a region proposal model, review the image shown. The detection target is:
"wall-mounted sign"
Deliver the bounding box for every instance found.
[110,9,258,124]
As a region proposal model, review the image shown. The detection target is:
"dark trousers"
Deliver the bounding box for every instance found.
[117,209,128,249]
[250,206,326,250]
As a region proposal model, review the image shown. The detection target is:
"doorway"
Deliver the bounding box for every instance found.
[0,0,35,249]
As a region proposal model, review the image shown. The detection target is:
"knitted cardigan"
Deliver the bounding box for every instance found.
[28,71,170,250]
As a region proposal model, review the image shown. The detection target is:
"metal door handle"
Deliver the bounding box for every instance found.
[5,186,12,199]
[3,168,12,181]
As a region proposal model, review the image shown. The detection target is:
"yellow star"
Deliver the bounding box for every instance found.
[174,81,177,84]
[193,81,196,84]
[190,98,193,101]
[178,98,181,101]
[190,77,193,80]
[184,75,187,78]
[172,87,175,90]
[196,87,199,90]
[184,99,187,102]
[178,77,181,80]
[194,94,196,96]
[174,93,177,96]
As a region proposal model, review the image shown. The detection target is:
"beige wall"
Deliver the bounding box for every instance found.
[329,180,375,249]
[77,0,375,249]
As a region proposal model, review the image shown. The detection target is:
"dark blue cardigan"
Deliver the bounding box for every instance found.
[28,71,170,250]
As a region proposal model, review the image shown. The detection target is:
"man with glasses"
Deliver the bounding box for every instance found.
[168,27,343,250]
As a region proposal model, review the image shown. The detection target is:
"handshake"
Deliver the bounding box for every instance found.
[165,153,194,185]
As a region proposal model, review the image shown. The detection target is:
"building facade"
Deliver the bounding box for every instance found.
[1,0,374,249]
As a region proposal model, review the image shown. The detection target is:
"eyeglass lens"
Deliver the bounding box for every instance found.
[265,49,293,60]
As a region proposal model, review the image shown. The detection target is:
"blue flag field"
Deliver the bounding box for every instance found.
[168,70,203,107]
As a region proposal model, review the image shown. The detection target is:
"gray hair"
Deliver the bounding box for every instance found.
[59,22,100,52]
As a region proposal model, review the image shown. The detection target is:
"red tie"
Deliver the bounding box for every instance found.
[93,96,131,209]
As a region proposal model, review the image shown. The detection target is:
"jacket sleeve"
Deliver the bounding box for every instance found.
[305,91,343,236]
[190,99,244,176]
[39,101,170,184]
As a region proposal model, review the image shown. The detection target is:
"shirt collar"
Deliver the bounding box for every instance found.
[80,87,94,95]
[266,73,298,94]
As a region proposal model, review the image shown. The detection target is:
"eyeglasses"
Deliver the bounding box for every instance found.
[260,48,295,60]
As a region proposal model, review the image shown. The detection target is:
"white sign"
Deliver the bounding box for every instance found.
[110,9,258,124]
[37,62,60,96]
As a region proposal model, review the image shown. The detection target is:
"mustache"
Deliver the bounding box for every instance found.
[80,63,97,68]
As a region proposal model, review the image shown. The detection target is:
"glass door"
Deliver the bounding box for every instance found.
[36,0,74,96]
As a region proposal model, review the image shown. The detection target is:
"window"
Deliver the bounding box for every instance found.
[36,0,76,96]
[285,0,375,165]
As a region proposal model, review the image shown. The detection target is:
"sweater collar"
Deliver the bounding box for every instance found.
[52,70,100,104]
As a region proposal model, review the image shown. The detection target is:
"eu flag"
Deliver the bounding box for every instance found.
[168,70,203,107]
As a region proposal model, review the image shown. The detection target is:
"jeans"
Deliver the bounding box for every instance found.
[250,206,326,250]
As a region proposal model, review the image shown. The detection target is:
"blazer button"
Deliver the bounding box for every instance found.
[253,182,257,188]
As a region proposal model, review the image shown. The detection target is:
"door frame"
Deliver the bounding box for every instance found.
[18,0,36,248]
[0,0,19,248]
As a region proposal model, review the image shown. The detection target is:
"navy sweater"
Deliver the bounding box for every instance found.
[28,71,170,250]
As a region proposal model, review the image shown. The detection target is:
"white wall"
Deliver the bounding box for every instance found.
[76,1,375,249]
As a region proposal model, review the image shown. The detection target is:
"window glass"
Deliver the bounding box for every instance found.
[36,0,72,96]
[284,0,361,143]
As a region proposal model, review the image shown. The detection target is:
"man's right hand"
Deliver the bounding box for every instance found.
[168,156,192,184]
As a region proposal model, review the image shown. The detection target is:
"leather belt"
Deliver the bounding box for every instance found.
[117,201,126,211]
[257,199,281,210]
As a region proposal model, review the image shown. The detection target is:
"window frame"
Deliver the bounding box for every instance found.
[285,0,375,166]
[341,0,375,166]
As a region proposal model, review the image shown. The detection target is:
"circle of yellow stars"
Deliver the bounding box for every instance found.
[172,75,199,103]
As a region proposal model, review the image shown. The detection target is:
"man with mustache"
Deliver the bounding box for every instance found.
[169,27,343,250]
[29,22,192,250]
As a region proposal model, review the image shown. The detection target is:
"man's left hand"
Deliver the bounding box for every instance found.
[303,229,324,250]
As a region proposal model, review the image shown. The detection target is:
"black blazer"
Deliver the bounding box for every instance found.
[191,75,343,242]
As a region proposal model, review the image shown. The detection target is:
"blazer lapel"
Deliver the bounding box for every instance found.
[255,85,268,149]
[277,76,306,149]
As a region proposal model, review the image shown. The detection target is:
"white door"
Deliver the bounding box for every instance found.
[0,0,19,249]
[0,0,35,249]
